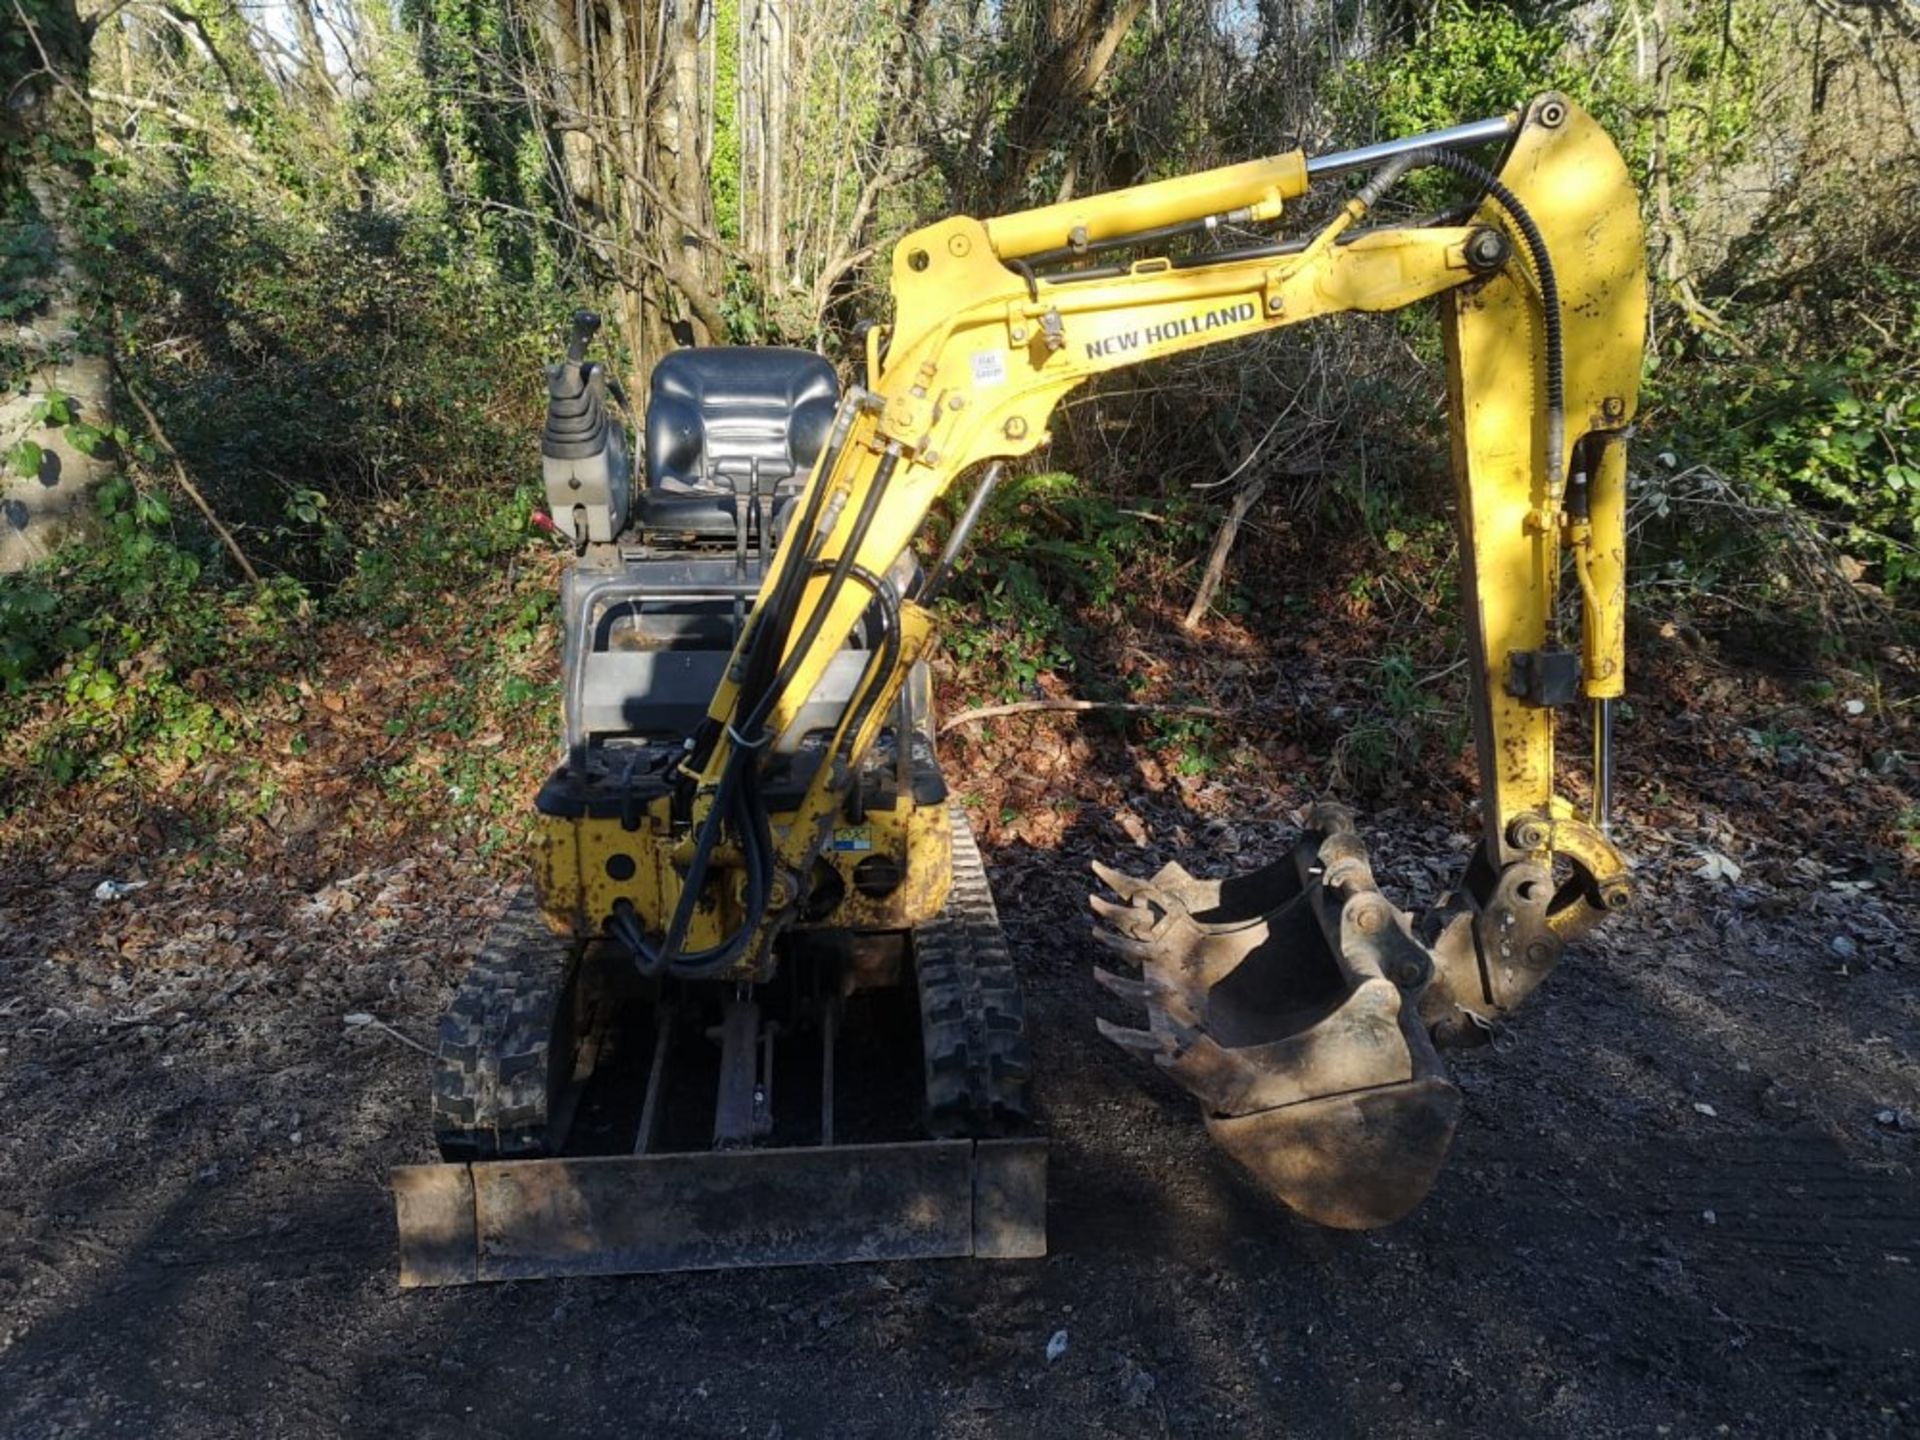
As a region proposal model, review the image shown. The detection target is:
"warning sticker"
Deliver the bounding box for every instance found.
[970,349,1008,388]
[831,826,875,853]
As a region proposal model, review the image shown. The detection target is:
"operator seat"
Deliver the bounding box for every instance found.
[632,346,839,541]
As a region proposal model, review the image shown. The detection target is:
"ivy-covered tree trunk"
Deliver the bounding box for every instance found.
[650,0,728,348]
[522,0,729,381]
[0,0,114,572]
[991,0,1150,208]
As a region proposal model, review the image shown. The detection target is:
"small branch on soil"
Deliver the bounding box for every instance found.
[939,699,1232,733]
[1183,479,1265,631]
[343,1012,432,1055]
[125,382,264,587]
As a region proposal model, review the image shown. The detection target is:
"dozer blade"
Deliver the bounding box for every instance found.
[393,1137,1047,1286]
[1091,804,1459,1229]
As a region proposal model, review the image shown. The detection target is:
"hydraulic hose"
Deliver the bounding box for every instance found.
[625,735,770,979]
[738,447,899,741]
[833,571,903,771]
[1358,142,1602,845]
[687,395,860,777]
[1376,145,1566,495]
[615,444,902,981]
[629,402,863,976]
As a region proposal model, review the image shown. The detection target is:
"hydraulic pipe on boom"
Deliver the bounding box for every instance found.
[1303,113,1519,178]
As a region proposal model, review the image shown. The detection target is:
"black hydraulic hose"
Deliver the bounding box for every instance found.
[810,561,891,648]
[670,462,899,969]
[836,577,899,829]
[626,738,768,978]
[651,575,897,982]
[833,572,902,770]
[649,748,778,982]
[738,424,851,699]
[1382,146,1566,490]
[738,447,899,741]
[673,566,892,978]
[687,395,859,777]
[658,774,775,980]
[616,445,901,981]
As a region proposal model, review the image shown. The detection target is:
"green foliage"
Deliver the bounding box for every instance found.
[1331,650,1461,794]
[0,445,556,839]
[710,0,742,244]
[1745,361,1916,585]
[1148,709,1223,777]
[112,189,562,582]
[1583,0,1782,194]
[333,480,546,625]
[2,63,563,827]
[1336,0,1580,141]
[4,385,132,481]
[1684,356,1916,588]
[371,573,559,851]
[0,479,300,801]
[1644,263,1920,599]
[1325,0,1585,216]
[936,470,1204,700]
[4,0,1911,852]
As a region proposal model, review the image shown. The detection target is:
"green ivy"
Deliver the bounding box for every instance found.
[1653,266,1920,595]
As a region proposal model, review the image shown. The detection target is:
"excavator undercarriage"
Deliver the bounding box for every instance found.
[393,92,1647,1284]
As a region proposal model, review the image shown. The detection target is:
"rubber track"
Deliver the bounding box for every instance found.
[431,888,573,1161]
[913,805,1033,1137]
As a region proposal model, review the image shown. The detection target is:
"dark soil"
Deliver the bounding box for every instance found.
[2,632,1916,1439]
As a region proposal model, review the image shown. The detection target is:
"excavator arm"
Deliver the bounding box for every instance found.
[567,93,1646,1226]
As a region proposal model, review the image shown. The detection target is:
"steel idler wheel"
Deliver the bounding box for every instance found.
[1091,805,1460,1229]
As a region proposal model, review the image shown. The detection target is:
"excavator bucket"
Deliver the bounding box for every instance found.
[1091,805,1459,1228]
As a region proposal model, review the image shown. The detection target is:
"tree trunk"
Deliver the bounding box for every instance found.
[653,0,726,344]
[523,0,726,378]
[741,0,788,287]
[289,0,340,115]
[994,0,1150,207]
[1,0,115,573]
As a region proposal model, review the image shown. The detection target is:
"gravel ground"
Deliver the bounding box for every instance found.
[2,773,1915,1438]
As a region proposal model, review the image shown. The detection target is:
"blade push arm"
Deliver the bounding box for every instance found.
[669,94,1644,991]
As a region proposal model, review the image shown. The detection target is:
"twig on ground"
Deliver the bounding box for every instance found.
[125,382,264,586]
[1183,479,1266,631]
[940,699,1233,733]
[343,1012,432,1055]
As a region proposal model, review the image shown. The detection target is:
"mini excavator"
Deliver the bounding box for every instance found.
[392,94,1646,1284]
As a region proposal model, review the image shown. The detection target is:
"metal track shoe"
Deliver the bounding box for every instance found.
[1090,805,1458,1229]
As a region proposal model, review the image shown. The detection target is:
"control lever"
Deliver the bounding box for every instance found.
[542,307,630,546]
[567,309,602,364]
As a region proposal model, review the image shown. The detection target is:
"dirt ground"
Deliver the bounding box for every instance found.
[2,633,1917,1438]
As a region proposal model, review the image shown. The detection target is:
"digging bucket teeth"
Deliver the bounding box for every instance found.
[1090,804,1459,1229]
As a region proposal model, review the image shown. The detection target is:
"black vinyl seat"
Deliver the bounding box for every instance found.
[633,347,838,540]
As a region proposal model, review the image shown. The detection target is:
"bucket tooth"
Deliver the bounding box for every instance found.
[1089,926,1169,968]
[1094,1016,1177,1056]
[1091,966,1165,1005]
[1091,812,1461,1229]
[1090,857,1200,905]
[1088,892,1158,936]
